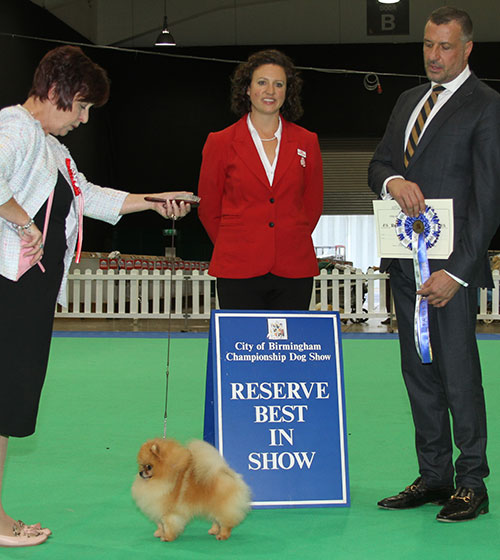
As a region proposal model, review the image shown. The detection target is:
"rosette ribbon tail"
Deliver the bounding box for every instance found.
[413,230,433,363]
[65,158,84,264]
[75,196,84,264]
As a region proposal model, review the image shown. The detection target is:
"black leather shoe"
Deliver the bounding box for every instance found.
[436,487,489,522]
[378,477,453,510]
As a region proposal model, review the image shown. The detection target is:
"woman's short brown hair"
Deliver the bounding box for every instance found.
[230,49,303,122]
[29,45,110,110]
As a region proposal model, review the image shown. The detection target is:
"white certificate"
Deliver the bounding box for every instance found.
[372,199,454,259]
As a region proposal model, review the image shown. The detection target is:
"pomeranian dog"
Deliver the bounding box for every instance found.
[132,438,251,542]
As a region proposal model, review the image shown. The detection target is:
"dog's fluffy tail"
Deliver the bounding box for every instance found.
[187,440,233,481]
[188,440,250,491]
[188,440,251,527]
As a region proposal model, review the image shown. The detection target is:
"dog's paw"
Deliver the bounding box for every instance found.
[216,527,232,541]
[208,522,220,536]
[161,529,178,542]
[161,535,178,542]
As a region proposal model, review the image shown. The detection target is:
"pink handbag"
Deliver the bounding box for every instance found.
[16,190,54,281]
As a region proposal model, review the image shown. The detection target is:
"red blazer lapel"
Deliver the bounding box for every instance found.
[232,117,270,188]
[273,120,298,189]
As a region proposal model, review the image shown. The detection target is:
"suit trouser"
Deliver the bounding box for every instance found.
[389,260,489,490]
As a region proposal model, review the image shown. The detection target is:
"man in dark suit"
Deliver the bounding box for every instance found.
[368,6,500,522]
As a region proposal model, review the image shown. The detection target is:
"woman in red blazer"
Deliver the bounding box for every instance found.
[198,49,323,310]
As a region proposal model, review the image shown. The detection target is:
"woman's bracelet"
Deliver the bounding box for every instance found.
[12,218,34,231]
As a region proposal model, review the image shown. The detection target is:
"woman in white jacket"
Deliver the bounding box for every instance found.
[0,45,192,547]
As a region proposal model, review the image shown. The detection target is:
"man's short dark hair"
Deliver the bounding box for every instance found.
[428,6,473,42]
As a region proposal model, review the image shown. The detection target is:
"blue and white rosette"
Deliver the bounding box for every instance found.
[395,206,441,364]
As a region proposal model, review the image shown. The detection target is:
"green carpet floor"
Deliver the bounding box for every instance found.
[2,337,500,559]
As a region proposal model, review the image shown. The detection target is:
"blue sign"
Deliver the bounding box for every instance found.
[204,310,350,508]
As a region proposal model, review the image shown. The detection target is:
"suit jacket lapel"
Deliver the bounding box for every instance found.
[273,120,297,189]
[406,74,477,170]
[232,116,270,188]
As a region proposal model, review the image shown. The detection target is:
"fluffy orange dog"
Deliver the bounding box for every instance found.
[132,438,251,541]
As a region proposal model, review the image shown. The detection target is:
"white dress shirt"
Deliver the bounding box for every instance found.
[403,65,471,149]
[247,114,282,186]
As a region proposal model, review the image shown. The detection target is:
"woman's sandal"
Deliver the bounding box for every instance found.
[0,521,48,547]
[17,520,52,536]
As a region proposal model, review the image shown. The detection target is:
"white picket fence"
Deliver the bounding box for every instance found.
[55,268,500,324]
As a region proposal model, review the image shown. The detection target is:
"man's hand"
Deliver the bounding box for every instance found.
[417,270,461,307]
[387,178,426,217]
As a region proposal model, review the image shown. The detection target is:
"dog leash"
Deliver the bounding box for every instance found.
[163,216,176,439]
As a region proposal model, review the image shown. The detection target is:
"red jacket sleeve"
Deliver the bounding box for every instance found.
[198,132,226,244]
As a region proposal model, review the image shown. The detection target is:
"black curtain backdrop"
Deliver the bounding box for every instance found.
[1,0,500,259]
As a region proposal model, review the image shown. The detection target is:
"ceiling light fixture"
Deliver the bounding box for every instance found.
[377,0,401,4]
[155,1,176,46]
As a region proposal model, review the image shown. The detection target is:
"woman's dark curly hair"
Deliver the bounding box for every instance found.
[230,49,303,121]
[29,45,110,111]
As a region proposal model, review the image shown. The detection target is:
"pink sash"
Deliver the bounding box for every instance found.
[15,190,55,281]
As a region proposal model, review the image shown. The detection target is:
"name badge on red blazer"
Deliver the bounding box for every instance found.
[297,148,306,167]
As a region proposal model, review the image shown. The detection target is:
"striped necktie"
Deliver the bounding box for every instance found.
[404,85,445,168]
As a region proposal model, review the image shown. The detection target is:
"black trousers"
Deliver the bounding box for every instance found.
[217,273,313,311]
[389,260,488,490]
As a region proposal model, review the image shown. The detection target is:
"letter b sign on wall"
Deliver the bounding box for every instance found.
[367,0,409,36]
